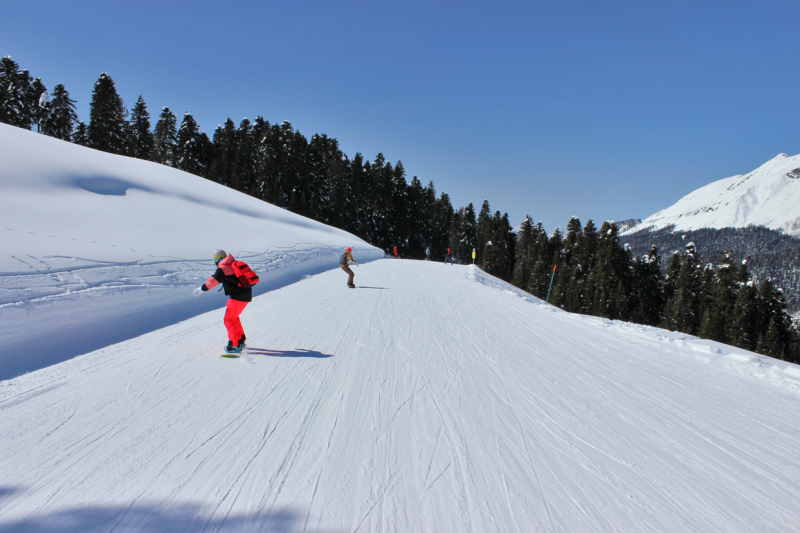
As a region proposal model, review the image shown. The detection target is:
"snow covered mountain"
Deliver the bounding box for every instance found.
[0,124,382,376]
[623,153,800,236]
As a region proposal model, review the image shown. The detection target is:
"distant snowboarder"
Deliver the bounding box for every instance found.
[425,246,431,261]
[193,249,257,354]
[393,245,398,259]
[445,248,453,264]
[340,247,357,288]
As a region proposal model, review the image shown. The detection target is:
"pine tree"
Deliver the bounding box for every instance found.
[699,250,737,343]
[512,215,536,289]
[230,118,256,192]
[483,211,514,280]
[544,228,564,305]
[72,121,88,146]
[87,72,128,154]
[576,220,599,309]
[448,208,465,262]
[557,217,583,310]
[565,219,595,313]
[41,84,78,140]
[433,192,454,261]
[0,56,35,128]
[306,131,336,221]
[405,176,427,257]
[755,279,792,358]
[176,112,203,175]
[663,242,703,334]
[128,95,154,160]
[630,245,664,326]
[527,224,553,299]
[730,262,760,351]
[31,78,48,132]
[195,131,213,177]
[476,200,492,265]
[326,150,353,231]
[207,118,237,184]
[388,161,409,253]
[590,222,630,319]
[462,203,477,261]
[153,107,178,166]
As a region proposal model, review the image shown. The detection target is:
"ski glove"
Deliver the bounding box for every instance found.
[193,287,202,296]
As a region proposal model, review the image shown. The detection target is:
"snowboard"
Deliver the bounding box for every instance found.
[221,344,246,358]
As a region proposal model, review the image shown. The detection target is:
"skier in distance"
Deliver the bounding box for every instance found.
[340,247,358,288]
[193,249,252,353]
[425,246,431,261]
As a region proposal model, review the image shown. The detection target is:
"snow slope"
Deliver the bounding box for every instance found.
[623,153,800,236]
[2,260,799,532]
[0,124,382,376]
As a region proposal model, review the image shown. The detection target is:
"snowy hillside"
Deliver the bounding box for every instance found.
[623,153,800,236]
[2,260,799,532]
[0,124,382,377]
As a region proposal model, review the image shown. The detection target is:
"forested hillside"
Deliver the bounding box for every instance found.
[624,226,800,312]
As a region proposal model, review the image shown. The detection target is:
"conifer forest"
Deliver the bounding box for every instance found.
[2,59,798,363]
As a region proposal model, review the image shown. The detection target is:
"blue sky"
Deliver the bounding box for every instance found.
[3,0,798,231]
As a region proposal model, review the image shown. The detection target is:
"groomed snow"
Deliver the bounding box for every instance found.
[624,153,800,237]
[2,260,799,532]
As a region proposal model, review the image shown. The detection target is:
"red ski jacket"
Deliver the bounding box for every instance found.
[202,254,253,302]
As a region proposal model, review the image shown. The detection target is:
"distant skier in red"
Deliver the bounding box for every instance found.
[194,249,253,354]
[393,245,398,259]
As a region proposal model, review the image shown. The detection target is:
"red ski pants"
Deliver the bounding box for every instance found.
[224,299,248,344]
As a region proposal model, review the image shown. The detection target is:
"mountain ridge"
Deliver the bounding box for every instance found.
[624,153,800,237]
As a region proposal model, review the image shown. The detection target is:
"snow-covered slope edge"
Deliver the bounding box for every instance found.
[466,265,800,387]
[623,153,800,236]
[0,124,382,377]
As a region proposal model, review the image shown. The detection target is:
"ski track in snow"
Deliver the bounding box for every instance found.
[1,261,799,532]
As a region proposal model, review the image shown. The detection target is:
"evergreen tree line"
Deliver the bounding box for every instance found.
[2,59,798,363]
[510,216,799,363]
[624,225,800,313]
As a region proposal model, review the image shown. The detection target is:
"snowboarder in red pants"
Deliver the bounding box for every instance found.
[193,249,252,353]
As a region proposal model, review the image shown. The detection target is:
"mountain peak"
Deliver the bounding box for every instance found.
[624,153,800,237]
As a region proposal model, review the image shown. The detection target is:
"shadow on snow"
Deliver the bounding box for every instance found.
[247,348,333,359]
[0,502,326,533]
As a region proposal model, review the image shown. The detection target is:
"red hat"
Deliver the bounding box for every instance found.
[346,247,352,252]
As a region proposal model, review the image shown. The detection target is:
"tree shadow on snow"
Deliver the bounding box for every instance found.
[0,500,338,533]
[247,348,333,359]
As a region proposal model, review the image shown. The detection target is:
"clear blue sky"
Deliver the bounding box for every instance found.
[3,0,798,231]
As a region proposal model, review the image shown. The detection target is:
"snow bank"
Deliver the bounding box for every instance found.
[0,124,382,377]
